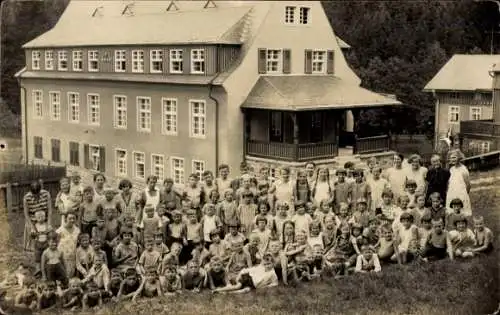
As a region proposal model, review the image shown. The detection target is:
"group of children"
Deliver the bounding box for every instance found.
[8,158,495,312]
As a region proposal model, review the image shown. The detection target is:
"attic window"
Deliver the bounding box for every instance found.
[166,1,178,11]
[204,1,217,9]
[92,6,103,17]
[122,3,134,16]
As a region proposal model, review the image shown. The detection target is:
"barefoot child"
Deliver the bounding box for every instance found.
[116,268,142,302]
[14,277,39,311]
[31,210,53,275]
[61,278,84,310]
[75,233,94,279]
[82,280,103,310]
[421,218,452,261]
[41,232,68,287]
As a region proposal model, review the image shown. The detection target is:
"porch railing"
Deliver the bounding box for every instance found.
[246,140,337,162]
[461,120,500,137]
[353,135,391,154]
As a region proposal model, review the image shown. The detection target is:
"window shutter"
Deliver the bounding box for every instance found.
[99,146,106,172]
[258,48,267,74]
[304,49,312,74]
[282,49,291,74]
[83,143,90,169]
[326,50,334,74]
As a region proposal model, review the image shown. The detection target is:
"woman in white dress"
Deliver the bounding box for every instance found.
[56,211,80,278]
[269,167,295,215]
[404,154,428,195]
[383,154,407,199]
[446,150,472,216]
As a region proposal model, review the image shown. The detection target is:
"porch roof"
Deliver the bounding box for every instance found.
[241,76,401,111]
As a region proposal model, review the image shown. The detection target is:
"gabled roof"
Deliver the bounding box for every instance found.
[424,54,500,92]
[242,76,400,111]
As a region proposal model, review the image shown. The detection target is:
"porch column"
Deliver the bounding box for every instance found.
[290,112,299,160]
[243,110,250,157]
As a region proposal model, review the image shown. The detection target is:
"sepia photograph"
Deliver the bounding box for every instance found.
[0,0,499,314]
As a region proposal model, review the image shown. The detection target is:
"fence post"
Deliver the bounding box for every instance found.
[5,182,12,212]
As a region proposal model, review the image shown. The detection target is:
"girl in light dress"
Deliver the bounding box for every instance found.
[384,154,407,199]
[404,154,428,195]
[56,211,80,278]
[311,167,333,207]
[446,150,471,216]
[55,177,78,228]
[269,168,295,215]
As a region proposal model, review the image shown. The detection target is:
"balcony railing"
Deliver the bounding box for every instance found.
[353,135,391,154]
[461,120,500,137]
[246,140,337,162]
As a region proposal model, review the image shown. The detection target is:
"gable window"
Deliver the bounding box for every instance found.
[58,51,68,71]
[191,49,205,74]
[49,91,61,121]
[162,98,177,135]
[69,142,79,166]
[68,92,80,123]
[114,50,126,72]
[132,50,144,73]
[115,149,128,177]
[312,50,326,74]
[32,51,41,70]
[299,7,310,24]
[171,157,185,184]
[51,139,61,162]
[137,97,152,132]
[192,160,205,181]
[470,107,482,121]
[285,6,295,24]
[266,49,282,73]
[190,100,206,138]
[133,151,146,180]
[32,90,43,119]
[448,106,459,123]
[151,154,165,182]
[87,94,100,126]
[114,95,127,129]
[88,51,99,72]
[150,50,163,73]
[169,49,183,73]
[34,136,43,159]
[72,51,83,71]
[45,51,54,70]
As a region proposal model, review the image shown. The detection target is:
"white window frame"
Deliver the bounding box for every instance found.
[49,91,61,121]
[72,51,83,71]
[470,106,482,121]
[44,51,54,70]
[169,49,183,73]
[192,160,205,181]
[31,51,41,70]
[285,6,296,24]
[132,50,144,73]
[113,95,127,129]
[115,148,128,177]
[136,96,152,133]
[189,100,206,138]
[58,51,68,71]
[67,92,80,123]
[190,49,205,74]
[151,154,165,182]
[161,97,178,135]
[311,50,326,74]
[88,50,99,72]
[89,144,101,171]
[170,157,185,185]
[114,50,126,72]
[150,49,163,73]
[448,106,460,123]
[87,93,100,126]
[32,90,43,119]
[299,7,310,24]
[133,151,146,180]
[266,49,282,73]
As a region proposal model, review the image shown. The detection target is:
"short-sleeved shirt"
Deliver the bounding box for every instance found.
[24,190,51,220]
[139,250,161,271]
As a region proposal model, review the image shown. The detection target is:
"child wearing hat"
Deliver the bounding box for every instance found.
[448,214,476,258]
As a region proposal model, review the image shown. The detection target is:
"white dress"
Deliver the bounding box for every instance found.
[312,181,332,206]
[385,167,406,198]
[274,180,295,213]
[404,167,428,194]
[446,165,472,216]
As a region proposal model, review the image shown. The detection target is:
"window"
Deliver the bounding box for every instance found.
[470,107,482,121]
[49,91,61,121]
[114,95,127,129]
[169,49,183,73]
[448,106,459,123]
[88,51,99,72]
[58,51,68,71]
[150,50,163,73]
[481,142,490,154]
[89,145,101,171]
[192,160,205,181]
[32,51,41,70]
[132,50,144,73]
[190,100,206,138]
[137,97,152,132]
[87,94,100,126]
[312,50,326,74]
[115,149,127,177]
[34,136,43,159]
[69,142,79,166]
[266,49,282,73]
[270,111,283,142]
[44,51,54,70]
[171,157,185,184]
[67,92,80,123]
[72,51,83,71]
[51,139,61,162]
[133,152,146,180]
[299,7,310,24]
[151,154,165,181]
[114,50,126,72]
[162,98,177,135]
[32,90,43,118]
[285,6,295,24]
[191,49,205,74]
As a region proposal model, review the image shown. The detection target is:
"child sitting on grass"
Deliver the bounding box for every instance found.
[447,198,465,231]
[394,212,418,264]
[132,270,162,300]
[116,268,142,302]
[472,216,494,255]
[323,224,357,277]
[136,237,161,276]
[449,215,476,259]
[82,280,103,310]
[226,240,252,284]
[159,265,182,296]
[38,280,60,311]
[355,245,381,273]
[377,224,400,264]
[61,278,84,310]
[206,256,228,291]
[421,218,452,261]
[418,214,433,252]
[182,261,205,293]
[14,276,39,311]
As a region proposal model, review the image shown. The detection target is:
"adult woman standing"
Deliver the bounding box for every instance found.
[56,211,80,278]
[22,180,53,251]
[383,154,407,198]
[92,173,107,202]
[425,154,450,204]
[446,150,472,216]
[269,167,295,215]
[404,154,428,194]
[116,179,140,222]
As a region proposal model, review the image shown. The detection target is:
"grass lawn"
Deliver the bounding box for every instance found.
[0,177,499,315]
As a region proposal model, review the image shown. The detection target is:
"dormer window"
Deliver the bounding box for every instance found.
[285,6,295,24]
[169,49,183,74]
[114,50,126,72]
[32,51,41,70]
[191,49,205,74]
[132,50,144,73]
[285,6,310,25]
[58,51,68,71]
[299,7,310,24]
[72,51,83,71]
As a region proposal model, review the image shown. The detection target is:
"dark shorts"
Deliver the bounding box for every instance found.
[238,273,255,289]
[45,263,68,287]
[81,221,97,236]
[423,245,448,260]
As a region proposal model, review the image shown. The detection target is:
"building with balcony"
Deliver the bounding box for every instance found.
[16,0,400,186]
